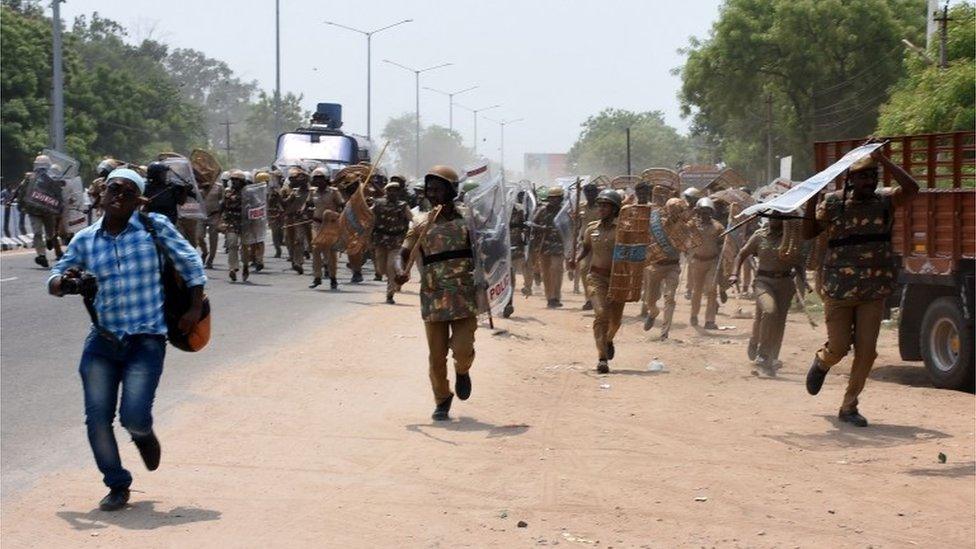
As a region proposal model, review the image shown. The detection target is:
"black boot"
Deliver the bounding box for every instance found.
[99,487,130,511]
[456,373,472,400]
[643,315,656,332]
[432,395,453,421]
[133,431,161,471]
[330,277,339,290]
[838,408,868,427]
[309,277,322,289]
[374,273,383,281]
[351,272,363,283]
[582,300,593,311]
[34,255,49,268]
[385,292,395,304]
[806,357,828,395]
[229,269,237,282]
[502,304,514,318]
[597,359,610,374]
[605,341,615,360]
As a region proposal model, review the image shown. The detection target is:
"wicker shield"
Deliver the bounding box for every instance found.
[608,204,652,302]
[338,185,373,255]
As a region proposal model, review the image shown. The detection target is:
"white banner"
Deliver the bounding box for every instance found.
[740,142,884,217]
[464,174,512,317]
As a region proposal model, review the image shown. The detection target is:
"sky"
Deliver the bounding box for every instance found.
[58,0,723,172]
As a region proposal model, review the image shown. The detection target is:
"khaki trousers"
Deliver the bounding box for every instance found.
[312,245,338,279]
[540,254,564,301]
[201,216,219,265]
[249,241,265,267]
[688,257,719,323]
[286,223,311,267]
[751,278,794,362]
[424,316,478,404]
[588,273,625,360]
[225,232,248,272]
[580,255,593,301]
[816,296,885,413]
[270,220,284,255]
[29,213,57,257]
[375,246,401,295]
[511,255,532,294]
[643,263,680,333]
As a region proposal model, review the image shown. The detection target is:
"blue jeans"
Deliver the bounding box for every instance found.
[79,331,166,489]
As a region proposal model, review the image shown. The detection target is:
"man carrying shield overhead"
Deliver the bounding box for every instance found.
[394,165,479,422]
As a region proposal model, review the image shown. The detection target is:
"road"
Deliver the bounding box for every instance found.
[0,247,376,496]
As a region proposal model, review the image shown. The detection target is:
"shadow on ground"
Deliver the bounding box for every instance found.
[405,417,530,444]
[764,415,953,451]
[57,500,221,531]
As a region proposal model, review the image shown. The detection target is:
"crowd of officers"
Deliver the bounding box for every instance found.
[12,148,919,428]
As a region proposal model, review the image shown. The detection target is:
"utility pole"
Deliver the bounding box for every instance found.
[933,3,953,69]
[457,103,500,156]
[50,0,65,152]
[926,0,940,52]
[484,117,524,183]
[221,120,236,165]
[423,85,478,132]
[274,0,282,139]
[625,127,632,176]
[765,93,773,182]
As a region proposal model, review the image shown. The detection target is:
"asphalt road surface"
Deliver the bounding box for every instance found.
[0,246,382,496]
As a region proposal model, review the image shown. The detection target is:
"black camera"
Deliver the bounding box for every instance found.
[61,272,98,298]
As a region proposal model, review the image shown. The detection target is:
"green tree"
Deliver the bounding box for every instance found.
[678,0,926,181]
[381,112,477,177]
[235,91,308,169]
[877,3,975,135]
[566,108,689,176]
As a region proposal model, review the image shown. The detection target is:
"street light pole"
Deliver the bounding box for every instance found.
[422,85,478,132]
[323,19,413,140]
[274,0,281,139]
[50,0,65,151]
[485,117,524,182]
[456,103,500,156]
[383,59,451,177]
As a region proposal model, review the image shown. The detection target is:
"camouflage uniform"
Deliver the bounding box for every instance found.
[509,206,532,296]
[740,227,800,366]
[311,185,344,282]
[814,187,902,412]
[583,219,623,360]
[370,195,412,296]
[530,204,565,304]
[220,184,248,274]
[688,218,725,326]
[403,210,479,405]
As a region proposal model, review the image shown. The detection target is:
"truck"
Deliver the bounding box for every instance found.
[273,103,374,174]
[814,131,975,390]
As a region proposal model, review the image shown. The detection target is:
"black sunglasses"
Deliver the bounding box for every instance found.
[105,181,140,199]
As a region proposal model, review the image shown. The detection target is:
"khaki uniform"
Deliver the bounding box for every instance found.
[282,186,312,268]
[311,186,344,280]
[199,182,223,266]
[583,219,623,360]
[688,218,725,324]
[815,187,904,412]
[577,204,601,300]
[741,227,798,364]
[509,207,532,296]
[267,185,285,257]
[643,259,681,333]
[403,210,479,405]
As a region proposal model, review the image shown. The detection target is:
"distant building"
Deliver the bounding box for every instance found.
[524,153,569,183]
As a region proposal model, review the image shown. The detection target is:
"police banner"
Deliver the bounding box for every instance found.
[739,142,885,217]
[464,174,513,317]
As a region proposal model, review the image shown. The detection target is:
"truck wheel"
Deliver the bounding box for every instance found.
[920,297,975,391]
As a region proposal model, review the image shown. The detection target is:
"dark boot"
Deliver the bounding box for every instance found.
[582,300,593,311]
[133,431,161,471]
[456,373,472,400]
[806,357,828,395]
[330,277,339,290]
[502,304,514,318]
[643,315,656,332]
[605,341,615,360]
[597,360,610,374]
[242,265,249,282]
[385,293,395,304]
[292,263,304,275]
[703,321,719,330]
[309,277,322,289]
[274,249,282,259]
[838,408,868,427]
[34,255,49,268]
[374,273,383,281]
[432,395,453,421]
[747,339,758,361]
[351,272,363,283]
[99,487,130,512]
[229,269,237,282]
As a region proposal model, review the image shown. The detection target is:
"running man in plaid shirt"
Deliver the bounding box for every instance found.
[48,168,206,512]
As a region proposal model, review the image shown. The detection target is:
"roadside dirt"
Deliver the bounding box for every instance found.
[2,278,973,548]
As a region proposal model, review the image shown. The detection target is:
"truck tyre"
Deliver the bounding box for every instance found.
[920,296,975,391]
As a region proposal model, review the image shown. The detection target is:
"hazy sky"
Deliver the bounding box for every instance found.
[59,0,722,171]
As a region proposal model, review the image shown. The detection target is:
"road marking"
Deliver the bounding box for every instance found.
[0,277,18,282]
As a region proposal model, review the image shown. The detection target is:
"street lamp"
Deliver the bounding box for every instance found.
[455,103,500,156]
[323,18,413,140]
[383,59,452,177]
[422,85,478,132]
[484,117,525,182]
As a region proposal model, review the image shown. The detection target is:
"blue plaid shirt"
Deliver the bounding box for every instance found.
[49,212,207,338]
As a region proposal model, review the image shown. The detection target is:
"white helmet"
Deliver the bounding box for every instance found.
[695,197,715,212]
[219,170,230,182]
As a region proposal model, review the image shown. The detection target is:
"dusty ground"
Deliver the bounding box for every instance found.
[2,275,974,548]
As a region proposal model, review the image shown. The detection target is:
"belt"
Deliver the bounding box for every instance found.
[589,265,611,277]
[693,253,719,262]
[421,248,473,266]
[757,269,793,278]
[374,227,407,236]
[654,258,679,266]
[828,233,891,248]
